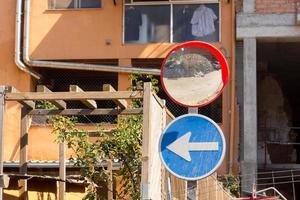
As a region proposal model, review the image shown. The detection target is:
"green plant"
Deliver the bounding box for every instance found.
[35,100,57,110]
[52,114,143,199]
[222,174,240,197]
[130,74,159,94]
[50,77,160,199]
[44,75,159,199]
[130,74,159,108]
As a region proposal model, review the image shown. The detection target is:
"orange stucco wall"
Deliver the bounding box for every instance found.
[1,0,235,174]
[28,124,115,160]
[0,1,32,89]
[4,180,85,200]
[0,0,33,161]
[29,0,233,60]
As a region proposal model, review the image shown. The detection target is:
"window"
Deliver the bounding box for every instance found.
[124,1,220,44]
[173,4,219,43]
[48,0,101,9]
[125,5,170,43]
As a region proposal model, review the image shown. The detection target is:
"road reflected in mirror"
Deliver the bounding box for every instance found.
[162,46,223,107]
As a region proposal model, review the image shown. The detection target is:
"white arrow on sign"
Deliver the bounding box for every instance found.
[166,131,218,162]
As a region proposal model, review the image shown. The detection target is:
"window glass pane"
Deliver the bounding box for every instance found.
[173,4,219,42]
[133,0,168,2]
[80,0,102,8]
[49,0,75,9]
[125,5,170,43]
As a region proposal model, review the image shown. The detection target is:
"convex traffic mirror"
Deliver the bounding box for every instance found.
[161,41,229,107]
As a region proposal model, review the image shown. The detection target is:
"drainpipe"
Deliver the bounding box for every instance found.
[22,0,160,76]
[15,0,41,79]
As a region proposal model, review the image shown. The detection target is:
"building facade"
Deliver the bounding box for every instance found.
[237,0,300,198]
[0,0,236,198]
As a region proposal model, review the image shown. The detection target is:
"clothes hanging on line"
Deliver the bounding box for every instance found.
[190,5,217,38]
[125,7,142,41]
[173,6,194,42]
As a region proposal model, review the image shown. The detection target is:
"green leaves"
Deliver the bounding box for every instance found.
[130,74,159,94]
[52,114,143,199]
[222,174,240,197]
[101,115,143,199]
[35,100,57,110]
[49,77,153,199]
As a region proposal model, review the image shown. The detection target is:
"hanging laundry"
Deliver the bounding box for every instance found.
[190,5,217,37]
[125,6,142,42]
[173,5,194,42]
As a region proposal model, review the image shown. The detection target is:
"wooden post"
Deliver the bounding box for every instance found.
[107,160,113,200]
[19,107,29,200]
[59,143,66,200]
[141,82,152,200]
[0,86,5,200]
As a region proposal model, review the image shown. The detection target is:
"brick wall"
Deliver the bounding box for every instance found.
[256,0,299,14]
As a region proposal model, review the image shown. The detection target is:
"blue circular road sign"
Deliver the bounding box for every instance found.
[159,114,226,181]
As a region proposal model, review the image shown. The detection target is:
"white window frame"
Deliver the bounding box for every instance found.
[122,0,221,44]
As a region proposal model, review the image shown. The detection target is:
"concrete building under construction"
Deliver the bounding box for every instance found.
[237,0,300,199]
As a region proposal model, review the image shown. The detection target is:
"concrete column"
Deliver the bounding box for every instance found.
[241,38,257,193]
[243,0,256,13]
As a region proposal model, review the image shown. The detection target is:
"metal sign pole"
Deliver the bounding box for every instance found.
[159,41,229,199]
[166,176,172,200]
[188,108,198,200]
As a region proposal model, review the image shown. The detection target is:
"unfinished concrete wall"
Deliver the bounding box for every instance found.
[257,74,294,165]
[258,74,291,142]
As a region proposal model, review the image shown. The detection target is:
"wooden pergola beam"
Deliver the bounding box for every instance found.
[103,84,127,109]
[5,87,35,109]
[5,91,143,101]
[19,108,29,200]
[69,85,97,109]
[28,108,143,116]
[37,85,66,109]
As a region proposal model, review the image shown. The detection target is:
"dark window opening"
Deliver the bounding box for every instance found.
[257,42,300,167]
[36,66,118,124]
[48,0,101,9]
[124,3,220,44]
[173,4,219,43]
